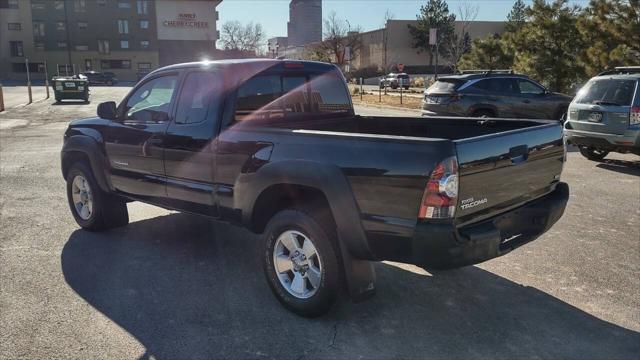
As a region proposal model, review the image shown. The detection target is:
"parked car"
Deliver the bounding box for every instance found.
[81,71,118,86]
[422,71,572,120]
[61,59,568,317]
[564,66,640,160]
[380,73,410,90]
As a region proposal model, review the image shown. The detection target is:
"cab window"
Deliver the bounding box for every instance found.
[174,72,216,124]
[517,79,545,95]
[123,75,177,122]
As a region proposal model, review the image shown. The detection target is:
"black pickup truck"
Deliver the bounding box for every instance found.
[61,59,569,317]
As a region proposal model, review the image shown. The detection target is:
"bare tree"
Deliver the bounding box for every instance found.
[317,11,362,69]
[448,1,478,72]
[219,21,266,53]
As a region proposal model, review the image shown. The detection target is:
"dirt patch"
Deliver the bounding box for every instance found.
[351,92,422,110]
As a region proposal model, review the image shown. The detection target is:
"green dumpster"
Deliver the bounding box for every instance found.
[52,75,89,102]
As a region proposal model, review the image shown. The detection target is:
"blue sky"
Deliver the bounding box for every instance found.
[217,0,591,40]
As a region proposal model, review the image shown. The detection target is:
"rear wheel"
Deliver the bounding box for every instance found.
[473,109,495,118]
[262,208,341,317]
[579,146,609,161]
[66,162,129,231]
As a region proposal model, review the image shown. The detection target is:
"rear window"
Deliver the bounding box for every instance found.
[427,79,462,93]
[234,71,351,123]
[576,79,637,106]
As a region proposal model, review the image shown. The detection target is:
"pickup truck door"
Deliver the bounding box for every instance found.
[162,70,220,217]
[104,73,179,198]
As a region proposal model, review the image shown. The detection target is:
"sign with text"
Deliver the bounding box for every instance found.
[156,0,221,41]
[429,28,437,45]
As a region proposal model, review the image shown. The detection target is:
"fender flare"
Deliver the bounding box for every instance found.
[61,134,112,192]
[234,159,374,260]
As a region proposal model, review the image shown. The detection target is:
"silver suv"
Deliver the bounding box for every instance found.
[380,73,410,90]
[564,67,640,160]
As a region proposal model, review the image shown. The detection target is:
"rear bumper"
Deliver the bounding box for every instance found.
[564,127,640,154]
[410,182,569,269]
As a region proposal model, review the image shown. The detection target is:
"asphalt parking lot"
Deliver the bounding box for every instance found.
[1,85,639,359]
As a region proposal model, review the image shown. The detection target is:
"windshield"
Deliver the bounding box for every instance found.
[427,79,463,93]
[575,78,637,106]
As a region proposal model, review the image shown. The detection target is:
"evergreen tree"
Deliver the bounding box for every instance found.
[506,0,527,32]
[407,0,456,67]
[458,35,513,71]
[511,0,584,92]
[577,0,640,77]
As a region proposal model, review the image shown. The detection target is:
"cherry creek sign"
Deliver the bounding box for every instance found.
[162,13,209,28]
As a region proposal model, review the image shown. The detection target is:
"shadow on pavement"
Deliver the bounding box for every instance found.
[61,213,639,359]
[596,158,640,176]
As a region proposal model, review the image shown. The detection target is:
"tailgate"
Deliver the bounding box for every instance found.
[455,122,564,225]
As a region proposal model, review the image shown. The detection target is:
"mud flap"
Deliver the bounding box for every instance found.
[337,234,377,302]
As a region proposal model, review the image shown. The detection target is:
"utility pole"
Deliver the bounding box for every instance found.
[44,59,50,98]
[64,0,73,74]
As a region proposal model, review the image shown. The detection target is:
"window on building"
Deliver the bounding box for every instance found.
[101,60,131,69]
[9,41,24,57]
[124,75,177,122]
[56,21,66,31]
[140,40,149,49]
[118,19,129,34]
[77,22,88,29]
[74,0,86,12]
[139,20,149,29]
[75,44,89,51]
[97,0,106,6]
[12,63,45,73]
[57,41,67,48]
[136,0,148,15]
[98,40,110,54]
[138,62,151,70]
[33,22,45,36]
[117,1,130,9]
[58,64,72,76]
[175,72,217,124]
[85,59,92,70]
[8,23,21,30]
[34,42,45,51]
[0,0,20,9]
[120,40,129,49]
[31,2,46,10]
[54,0,64,10]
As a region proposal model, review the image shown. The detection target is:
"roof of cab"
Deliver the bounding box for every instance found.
[151,59,337,75]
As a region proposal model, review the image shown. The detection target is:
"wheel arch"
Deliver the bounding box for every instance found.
[61,135,112,192]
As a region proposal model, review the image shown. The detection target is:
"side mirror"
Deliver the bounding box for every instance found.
[97,101,117,120]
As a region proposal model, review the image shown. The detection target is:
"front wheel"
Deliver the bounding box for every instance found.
[66,162,129,231]
[262,208,341,317]
[579,147,609,161]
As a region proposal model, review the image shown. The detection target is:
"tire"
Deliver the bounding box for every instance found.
[262,208,342,317]
[66,161,129,231]
[55,97,61,103]
[473,109,495,118]
[391,84,398,89]
[579,146,609,161]
[555,107,568,122]
[404,86,410,90]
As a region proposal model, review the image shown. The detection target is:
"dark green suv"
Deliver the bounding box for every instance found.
[422,72,572,120]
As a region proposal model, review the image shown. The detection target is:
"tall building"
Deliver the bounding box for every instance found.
[287,0,321,47]
[0,0,221,81]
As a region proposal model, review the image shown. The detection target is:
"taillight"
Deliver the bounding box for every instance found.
[630,106,640,126]
[419,156,458,219]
